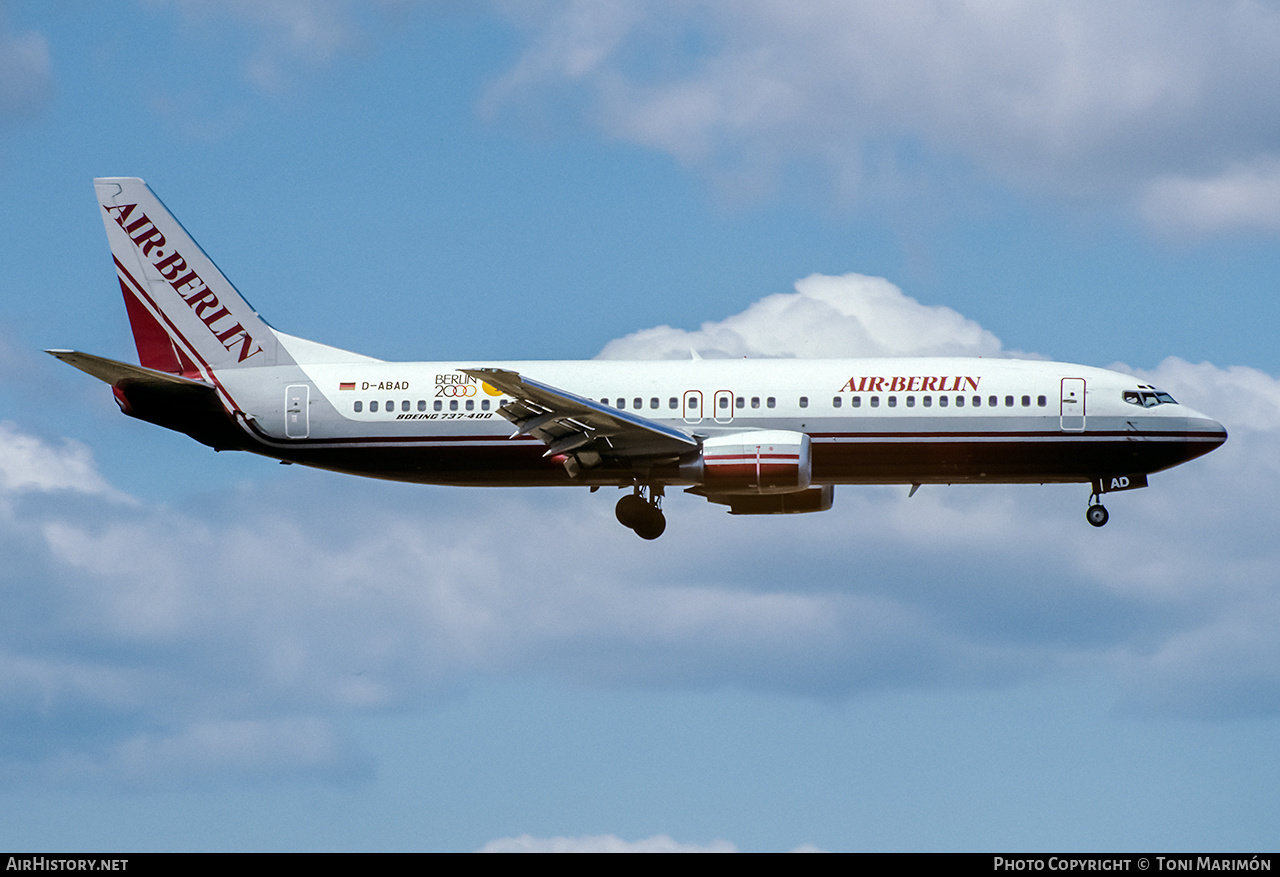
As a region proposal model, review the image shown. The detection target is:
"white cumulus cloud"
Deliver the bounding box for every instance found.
[491,1,1280,231]
[0,422,121,498]
[596,273,1005,359]
[1139,159,1280,236]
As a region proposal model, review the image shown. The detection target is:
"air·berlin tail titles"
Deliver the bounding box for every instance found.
[104,202,263,363]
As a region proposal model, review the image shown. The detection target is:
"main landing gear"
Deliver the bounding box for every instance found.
[616,486,666,540]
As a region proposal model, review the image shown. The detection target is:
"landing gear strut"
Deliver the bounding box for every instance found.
[616,485,666,540]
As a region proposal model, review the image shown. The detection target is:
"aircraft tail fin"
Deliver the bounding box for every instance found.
[95,177,283,375]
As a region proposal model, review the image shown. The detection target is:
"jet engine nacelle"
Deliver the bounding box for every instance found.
[711,485,835,515]
[689,430,813,494]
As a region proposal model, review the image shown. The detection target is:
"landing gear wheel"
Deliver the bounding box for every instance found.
[632,506,667,540]
[616,487,667,538]
[1086,504,1109,527]
[615,494,646,528]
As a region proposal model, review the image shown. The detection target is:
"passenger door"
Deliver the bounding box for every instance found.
[1060,378,1085,431]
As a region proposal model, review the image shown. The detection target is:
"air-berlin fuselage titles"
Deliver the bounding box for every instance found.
[840,375,981,393]
[49,178,1226,538]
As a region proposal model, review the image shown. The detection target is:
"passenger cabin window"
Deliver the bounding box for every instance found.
[767,397,776,408]
[1037,396,1047,407]
[449,400,458,411]
[616,398,625,408]
[799,396,808,408]
[751,397,760,409]
[482,399,490,410]
[1005,396,1014,407]
[906,396,916,407]
[370,401,379,413]
[633,397,642,409]
[650,398,659,409]
[939,395,948,407]
[851,396,861,408]
[402,400,410,412]
[887,396,897,407]
[736,397,744,409]
[870,396,879,407]
[434,400,442,411]
[466,399,474,410]
[832,396,842,408]
[354,401,363,413]
[1021,395,1031,407]
[669,398,678,409]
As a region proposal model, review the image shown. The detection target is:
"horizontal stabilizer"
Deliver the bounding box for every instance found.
[45,349,214,390]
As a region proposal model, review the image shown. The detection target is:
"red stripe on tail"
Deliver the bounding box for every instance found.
[119,277,182,373]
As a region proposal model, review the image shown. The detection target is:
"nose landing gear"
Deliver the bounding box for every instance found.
[1086,502,1109,527]
[1084,474,1148,527]
[616,486,666,540]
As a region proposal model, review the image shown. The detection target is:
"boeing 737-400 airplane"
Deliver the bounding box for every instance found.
[49,178,1227,538]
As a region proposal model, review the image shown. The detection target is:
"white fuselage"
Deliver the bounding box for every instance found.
[210,355,1225,489]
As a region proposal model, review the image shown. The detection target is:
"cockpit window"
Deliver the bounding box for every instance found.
[1123,389,1177,408]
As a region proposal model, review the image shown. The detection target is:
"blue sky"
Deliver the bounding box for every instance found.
[2,1,1279,852]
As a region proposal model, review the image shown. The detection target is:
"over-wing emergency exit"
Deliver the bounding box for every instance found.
[49,178,1227,538]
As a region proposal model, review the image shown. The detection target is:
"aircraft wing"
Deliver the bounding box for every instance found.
[461,367,699,460]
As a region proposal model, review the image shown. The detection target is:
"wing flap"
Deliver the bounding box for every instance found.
[461,367,698,460]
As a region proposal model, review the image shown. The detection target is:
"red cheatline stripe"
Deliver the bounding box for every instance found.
[706,455,801,463]
[810,430,1213,441]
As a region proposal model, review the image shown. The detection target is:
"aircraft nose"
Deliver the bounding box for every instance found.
[1182,411,1228,461]
[1208,418,1228,448]
[1193,414,1228,445]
